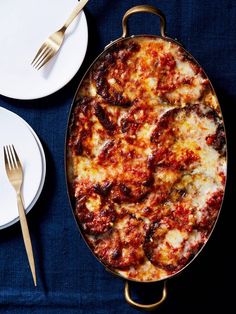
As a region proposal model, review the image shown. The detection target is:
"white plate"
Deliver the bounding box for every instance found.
[0,0,88,100]
[0,107,46,229]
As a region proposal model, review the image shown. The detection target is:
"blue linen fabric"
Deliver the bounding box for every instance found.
[0,0,235,313]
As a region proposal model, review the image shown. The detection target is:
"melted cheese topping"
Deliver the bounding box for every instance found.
[67,37,227,282]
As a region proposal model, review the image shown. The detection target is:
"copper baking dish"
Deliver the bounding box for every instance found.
[65,5,227,310]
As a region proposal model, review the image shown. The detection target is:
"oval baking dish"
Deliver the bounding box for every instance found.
[65,5,227,310]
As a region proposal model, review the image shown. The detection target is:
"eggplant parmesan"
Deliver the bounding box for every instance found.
[67,37,226,281]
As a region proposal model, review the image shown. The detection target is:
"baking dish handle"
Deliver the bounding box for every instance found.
[124,280,167,311]
[122,5,167,38]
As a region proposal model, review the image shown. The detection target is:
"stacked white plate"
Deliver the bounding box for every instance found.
[0,0,88,100]
[0,107,46,229]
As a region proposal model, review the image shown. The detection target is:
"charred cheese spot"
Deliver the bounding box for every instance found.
[144,219,206,272]
[75,193,116,235]
[67,37,227,282]
[94,215,146,269]
[151,104,225,173]
[92,41,140,107]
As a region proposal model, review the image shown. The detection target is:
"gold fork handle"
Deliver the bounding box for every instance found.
[17,193,37,286]
[63,0,89,29]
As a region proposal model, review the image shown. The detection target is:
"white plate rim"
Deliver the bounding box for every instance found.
[0,107,46,230]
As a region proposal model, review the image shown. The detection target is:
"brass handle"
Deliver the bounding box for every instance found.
[122,5,167,38]
[124,280,167,311]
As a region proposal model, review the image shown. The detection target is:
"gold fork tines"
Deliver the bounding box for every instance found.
[31,0,89,70]
[3,145,37,286]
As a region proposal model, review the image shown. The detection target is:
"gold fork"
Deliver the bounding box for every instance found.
[3,145,37,286]
[31,0,89,70]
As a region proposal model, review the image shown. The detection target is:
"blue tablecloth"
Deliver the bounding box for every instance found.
[0,0,235,313]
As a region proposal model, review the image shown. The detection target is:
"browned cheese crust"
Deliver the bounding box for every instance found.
[67,37,226,281]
